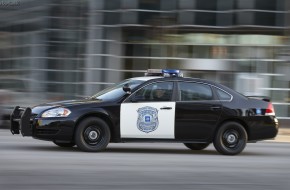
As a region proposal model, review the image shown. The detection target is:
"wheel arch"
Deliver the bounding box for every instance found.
[214,118,249,140]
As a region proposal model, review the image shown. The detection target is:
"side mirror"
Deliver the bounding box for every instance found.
[122,84,131,94]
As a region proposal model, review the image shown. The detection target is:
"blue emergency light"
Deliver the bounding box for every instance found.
[145,69,183,77]
[162,69,183,77]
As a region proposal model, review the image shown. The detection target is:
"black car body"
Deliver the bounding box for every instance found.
[10,70,279,155]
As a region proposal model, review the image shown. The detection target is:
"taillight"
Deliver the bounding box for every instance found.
[265,103,275,116]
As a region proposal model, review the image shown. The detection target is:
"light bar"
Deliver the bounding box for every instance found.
[145,69,183,77]
[144,69,163,76]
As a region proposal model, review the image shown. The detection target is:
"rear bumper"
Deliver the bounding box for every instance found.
[10,106,75,142]
[247,116,279,141]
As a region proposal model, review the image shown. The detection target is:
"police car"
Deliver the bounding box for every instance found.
[10,69,279,155]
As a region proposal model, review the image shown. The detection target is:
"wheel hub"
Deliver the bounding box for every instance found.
[83,126,102,145]
[88,131,98,140]
[227,134,237,144]
[222,129,240,148]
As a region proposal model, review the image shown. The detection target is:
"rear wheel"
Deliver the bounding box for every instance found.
[184,143,210,150]
[75,117,110,152]
[213,122,247,155]
[53,141,75,147]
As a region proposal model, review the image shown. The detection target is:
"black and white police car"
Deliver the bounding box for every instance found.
[10,69,279,155]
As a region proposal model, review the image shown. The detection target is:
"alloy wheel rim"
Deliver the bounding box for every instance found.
[222,129,240,148]
[83,126,102,145]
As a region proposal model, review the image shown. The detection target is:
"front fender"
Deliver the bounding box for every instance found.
[72,107,120,142]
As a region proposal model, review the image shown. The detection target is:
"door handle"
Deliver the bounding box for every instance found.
[160,107,172,110]
[211,106,221,111]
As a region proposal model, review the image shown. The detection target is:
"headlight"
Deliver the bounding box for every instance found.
[41,108,71,118]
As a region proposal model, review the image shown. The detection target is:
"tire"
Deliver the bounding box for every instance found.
[53,141,75,147]
[74,117,111,152]
[213,122,248,155]
[184,143,210,150]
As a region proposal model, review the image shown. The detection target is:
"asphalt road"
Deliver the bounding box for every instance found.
[0,129,289,190]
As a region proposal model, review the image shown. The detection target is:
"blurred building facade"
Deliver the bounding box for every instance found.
[0,0,290,118]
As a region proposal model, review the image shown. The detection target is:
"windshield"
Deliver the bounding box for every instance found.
[90,79,144,101]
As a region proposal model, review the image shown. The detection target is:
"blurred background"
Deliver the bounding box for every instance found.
[1,0,290,123]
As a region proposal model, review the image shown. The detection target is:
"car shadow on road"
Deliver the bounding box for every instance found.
[105,147,219,155]
[105,147,272,156]
[1,144,273,156]
[1,144,218,155]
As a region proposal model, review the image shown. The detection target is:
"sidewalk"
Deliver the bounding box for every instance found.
[270,128,290,143]
[274,120,290,142]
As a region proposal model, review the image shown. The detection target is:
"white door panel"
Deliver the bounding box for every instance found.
[121,102,176,139]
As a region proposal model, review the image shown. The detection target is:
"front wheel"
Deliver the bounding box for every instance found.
[184,143,210,150]
[213,122,248,155]
[75,117,111,152]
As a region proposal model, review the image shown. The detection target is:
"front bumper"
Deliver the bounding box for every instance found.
[10,106,32,136]
[10,106,75,141]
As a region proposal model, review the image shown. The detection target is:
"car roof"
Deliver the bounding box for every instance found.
[129,76,162,81]
[131,76,214,84]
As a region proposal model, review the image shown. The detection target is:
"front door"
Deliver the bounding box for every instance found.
[120,81,175,139]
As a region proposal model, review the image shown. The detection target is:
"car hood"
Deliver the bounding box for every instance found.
[31,99,102,115]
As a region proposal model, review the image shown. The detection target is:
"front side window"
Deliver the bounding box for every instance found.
[133,82,174,102]
[178,82,213,101]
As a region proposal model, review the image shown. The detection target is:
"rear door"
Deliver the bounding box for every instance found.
[175,82,222,140]
[120,81,176,139]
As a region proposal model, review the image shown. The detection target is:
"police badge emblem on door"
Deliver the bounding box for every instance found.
[137,106,159,133]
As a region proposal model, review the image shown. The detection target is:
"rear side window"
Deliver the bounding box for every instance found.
[178,82,213,101]
[216,88,232,101]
